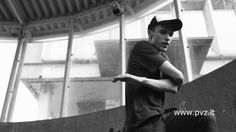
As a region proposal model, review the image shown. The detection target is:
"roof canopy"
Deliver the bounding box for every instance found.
[0,0,170,39]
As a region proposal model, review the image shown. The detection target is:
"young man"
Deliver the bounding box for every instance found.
[113,16,216,132]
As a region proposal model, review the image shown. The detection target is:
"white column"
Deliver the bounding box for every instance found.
[203,0,220,53]
[173,0,193,82]
[60,18,75,117]
[7,39,28,121]
[119,0,126,106]
[0,35,26,122]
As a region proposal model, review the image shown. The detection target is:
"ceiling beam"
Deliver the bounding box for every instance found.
[57,0,66,15]
[134,0,173,17]
[31,0,43,18]
[0,21,21,26]
[83,0,89,9]
[7,0,25,24]
[28,1,115,25]
[75,0,81,12]
[22,0,35,20]
[91,0,96,6]
[125,2,135,15]
[27,1,122,39]
[39,0,50,17]
[0,11,4,20]
[0,2,11,20]
[100,0,105,4]
[66,0,74,14]
[48,0,58,16]
[31,13,117,40]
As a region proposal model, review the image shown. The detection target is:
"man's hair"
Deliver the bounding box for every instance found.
[148,25,157,31]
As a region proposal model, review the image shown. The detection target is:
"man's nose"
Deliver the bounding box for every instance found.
[165,35,170,42]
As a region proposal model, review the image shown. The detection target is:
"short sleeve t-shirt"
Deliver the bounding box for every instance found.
[125,40,170,127]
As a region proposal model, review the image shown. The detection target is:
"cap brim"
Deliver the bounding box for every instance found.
[158,19,183,31]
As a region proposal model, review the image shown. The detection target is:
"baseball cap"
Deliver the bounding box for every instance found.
[148,16,183,31]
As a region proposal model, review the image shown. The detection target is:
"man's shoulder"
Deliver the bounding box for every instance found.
[135,40,150,47]
[134,40,156,52]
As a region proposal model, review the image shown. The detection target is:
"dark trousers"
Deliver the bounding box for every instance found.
[164,112,216,132]
[134,112,216,132]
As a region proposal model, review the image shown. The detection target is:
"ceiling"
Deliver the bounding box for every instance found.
[0,0,170,40]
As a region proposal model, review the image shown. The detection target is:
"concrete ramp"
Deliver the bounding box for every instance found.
[1,60,236,132]
[0,107,125,132]
[165,59,236,132]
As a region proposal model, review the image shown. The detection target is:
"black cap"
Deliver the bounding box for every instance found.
[148,16,183,31]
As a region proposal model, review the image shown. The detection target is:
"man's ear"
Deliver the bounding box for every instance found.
[148,30,152,38]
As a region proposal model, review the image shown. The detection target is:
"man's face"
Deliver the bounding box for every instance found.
[149,25,174,52]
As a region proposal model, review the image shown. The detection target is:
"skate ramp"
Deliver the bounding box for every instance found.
[165,59,236,132]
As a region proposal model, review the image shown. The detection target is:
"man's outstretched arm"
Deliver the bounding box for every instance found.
[113,73,179,94]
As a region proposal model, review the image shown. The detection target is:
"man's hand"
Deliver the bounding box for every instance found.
[112,73,134,83]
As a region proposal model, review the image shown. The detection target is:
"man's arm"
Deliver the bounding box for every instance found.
[113,73,179,94]
[112,61,184,94]
[159,60,184,87]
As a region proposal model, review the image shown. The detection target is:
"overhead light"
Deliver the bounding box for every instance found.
[110,1,123,16]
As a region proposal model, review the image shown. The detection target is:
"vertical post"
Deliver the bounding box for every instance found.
[60,18,74,117]
[6,35,28,121]
[119,0,126,106]
[203,0,220,53]
[0,35,25,122]
[173,0,193,82]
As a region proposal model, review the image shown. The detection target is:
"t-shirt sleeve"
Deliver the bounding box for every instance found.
[133,42,167,73]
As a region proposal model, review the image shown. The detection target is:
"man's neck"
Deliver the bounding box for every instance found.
[147,39,164,52]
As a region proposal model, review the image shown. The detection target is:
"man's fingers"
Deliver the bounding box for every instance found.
[112,78,118,83]
[113,75,121,82]
[113,75,126,83]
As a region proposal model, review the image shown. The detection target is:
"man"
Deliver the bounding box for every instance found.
[113,16,216,132]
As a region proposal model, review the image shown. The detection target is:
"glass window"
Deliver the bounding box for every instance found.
[11,81,38,122]
[13,40,67,121]
[199,0,236,75]
[67,29,121,117]
[67,79,120,116]
[177,0,236,79]
[126,19,143,39]
[211,0,236,9]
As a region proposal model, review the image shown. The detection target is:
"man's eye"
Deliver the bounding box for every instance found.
[160,30,167,35]
[160,30,174,37]
[169,32,174,37]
